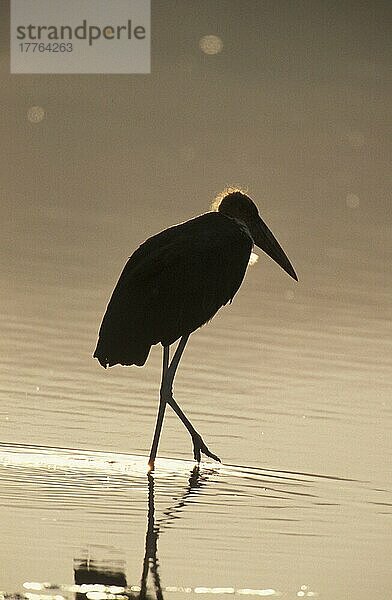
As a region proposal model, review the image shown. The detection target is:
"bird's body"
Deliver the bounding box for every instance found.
[94,212,252,368]
[94,189,297,469]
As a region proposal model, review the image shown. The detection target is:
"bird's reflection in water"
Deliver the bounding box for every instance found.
[139,472,163,600]
[73,466,213,600]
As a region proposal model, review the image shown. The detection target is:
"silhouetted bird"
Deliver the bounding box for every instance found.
[94,189,297,469]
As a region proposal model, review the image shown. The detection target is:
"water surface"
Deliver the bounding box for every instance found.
[1,1,391,596]
[0,441,390,599]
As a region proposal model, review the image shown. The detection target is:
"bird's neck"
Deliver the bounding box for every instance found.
[229,216,253,244]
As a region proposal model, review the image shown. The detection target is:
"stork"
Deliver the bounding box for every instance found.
[94,189,297,470]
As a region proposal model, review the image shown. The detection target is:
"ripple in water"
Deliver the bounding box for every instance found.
[0,443,390,598]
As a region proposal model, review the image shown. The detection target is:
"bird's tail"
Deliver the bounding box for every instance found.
[93,333,151,368]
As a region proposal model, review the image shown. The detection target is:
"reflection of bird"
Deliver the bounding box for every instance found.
[140,467,210,600]
[72,467,210,600]
[94,189,297,469]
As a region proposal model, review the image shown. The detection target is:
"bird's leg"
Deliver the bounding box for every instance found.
[148,345,170,471]
[162,335,221,465]
[166,392,221,464]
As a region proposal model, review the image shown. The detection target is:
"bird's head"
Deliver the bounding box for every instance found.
[212,188,298,281]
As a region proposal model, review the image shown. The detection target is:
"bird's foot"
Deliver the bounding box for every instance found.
[192,432,221,464]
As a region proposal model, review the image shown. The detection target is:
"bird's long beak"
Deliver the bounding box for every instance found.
[250,216,298,281]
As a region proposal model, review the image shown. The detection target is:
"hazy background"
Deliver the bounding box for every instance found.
[0,1,391,598]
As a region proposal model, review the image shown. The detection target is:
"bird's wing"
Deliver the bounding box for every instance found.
[115,212,250,292]
[94,212,252,365]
